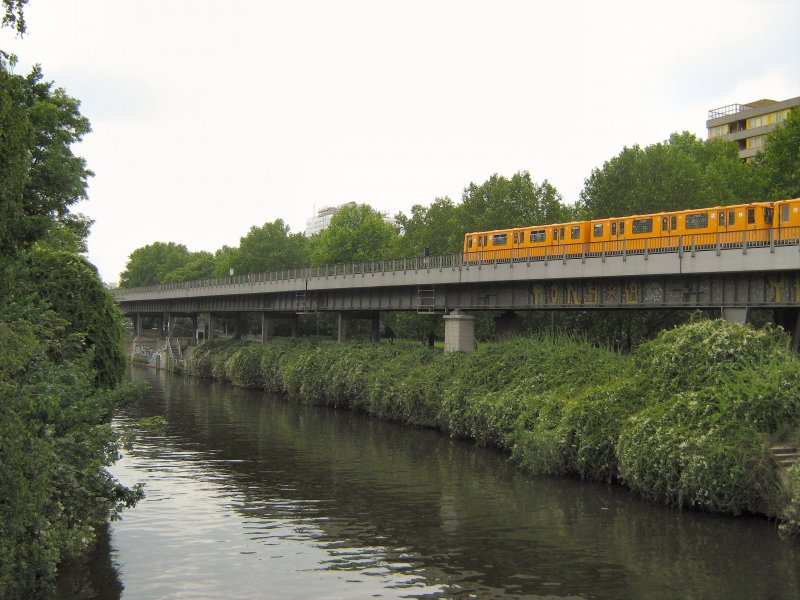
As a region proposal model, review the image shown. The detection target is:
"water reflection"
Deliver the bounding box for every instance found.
[72,367,800,599]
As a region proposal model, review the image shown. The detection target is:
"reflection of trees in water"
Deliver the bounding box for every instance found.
[54,522,123,600]
[123,368,800,599]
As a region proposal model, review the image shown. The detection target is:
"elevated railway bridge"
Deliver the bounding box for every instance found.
[115,230,800,352]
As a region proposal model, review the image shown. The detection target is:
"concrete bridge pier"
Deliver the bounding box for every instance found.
[337,313,348,343]
[291,314,300,340]
[371,312,380,343]
[721,307,750,324]
[444,310,476,353]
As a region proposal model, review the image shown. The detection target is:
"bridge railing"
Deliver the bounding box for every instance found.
[115,227,800,296]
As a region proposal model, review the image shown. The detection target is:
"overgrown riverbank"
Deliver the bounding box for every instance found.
[187,318,800,536]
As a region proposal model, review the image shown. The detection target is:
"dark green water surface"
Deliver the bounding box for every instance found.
[59,366,800,599]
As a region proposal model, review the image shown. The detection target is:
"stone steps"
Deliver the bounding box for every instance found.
[769,446,799,469]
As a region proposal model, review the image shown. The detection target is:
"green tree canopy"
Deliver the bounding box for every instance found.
[0,56,93,262]
[162,250,217,283]
[458,171,573,232]
[1,0,27,34]
[119,241,193,287]
[394,197,462,256]
[310,203,399,265]
[755,107,800,199]
[231,219,310,274]
[578,132,765,219]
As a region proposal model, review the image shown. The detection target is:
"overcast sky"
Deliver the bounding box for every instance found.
[2,0,798,282]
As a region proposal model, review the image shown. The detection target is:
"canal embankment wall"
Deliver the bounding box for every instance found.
[168,319,800,537]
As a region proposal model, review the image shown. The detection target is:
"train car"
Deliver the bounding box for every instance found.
[775,198,800,243]
[462,199,796,264]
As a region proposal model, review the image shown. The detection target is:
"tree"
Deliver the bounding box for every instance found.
[394,197,462,256]
[1,0,27,34]
[0,56,93,262]
[119,241,193,287]
[162,250,216,283]
[756,107,800,199]
[578,132,764,219]
[231,219,310,274]
[459,171,573,232]
[310,203,399,265]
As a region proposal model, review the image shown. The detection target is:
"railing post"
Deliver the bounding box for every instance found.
[742,230,748,255]
[678,235,684,259]
[691,235,696,257]
[716,232,721,256]
[770,228,775,253]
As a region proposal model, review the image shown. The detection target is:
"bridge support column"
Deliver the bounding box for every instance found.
[233,314,243,340]
[337,313,348,343]
[371,312,380,343]
[444,310,475,353]
[291,314,300,340]
[261,313,272,342]
[163,312,171,337]
[207,314,215,340]
[135,313,142,337]
[721,307,750,324]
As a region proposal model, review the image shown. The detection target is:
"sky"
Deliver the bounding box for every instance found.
[2,0,799,283]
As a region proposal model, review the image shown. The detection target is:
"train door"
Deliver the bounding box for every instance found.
[719,207,731,246]
[609,219,625,251]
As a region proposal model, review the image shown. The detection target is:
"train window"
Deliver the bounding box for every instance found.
[530,229,546,243]
[571,226,581,239]
[782,205,790,222]
[483,235,488,246]
[685,213,709,229]
[560,227,565,240]
[513,232,518,244]
[632,218,653,234]
[671,216,677,230]
[593,223,603,237]
[764,207,774,224]
[611,222,617,236]
[718,211,726,226]
[661,217,668,232]
[468,237,473,248]
[728,210,735,225]
[552,228,559,241]
[747,208,755,224]
[492,233,507,246]
[477,236,482,247]
[619,222,625,235]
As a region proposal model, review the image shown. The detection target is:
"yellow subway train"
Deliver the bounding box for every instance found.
[463,197,800,262]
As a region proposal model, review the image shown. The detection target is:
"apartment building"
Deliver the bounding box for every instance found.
[706,95,800,161]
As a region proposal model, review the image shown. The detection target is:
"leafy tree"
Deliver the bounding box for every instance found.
[394,197,463,256]
[578,132,763,219]
[213,244,239,277]
[0,56,93,262]
[0,49,141,598]
[756,107,800,199]
[458,171,573,232]
[119,241,193,287]
[231,219,310,274]
[1,0,27,34]
[162,250,216,283]
[310,203,399,265]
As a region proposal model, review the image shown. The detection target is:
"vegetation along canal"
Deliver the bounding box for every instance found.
[57,365,800,599]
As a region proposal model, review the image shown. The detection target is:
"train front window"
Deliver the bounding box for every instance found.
[782,205,790,222]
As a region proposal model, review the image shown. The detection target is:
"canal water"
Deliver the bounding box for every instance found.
[59,366,800,599]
